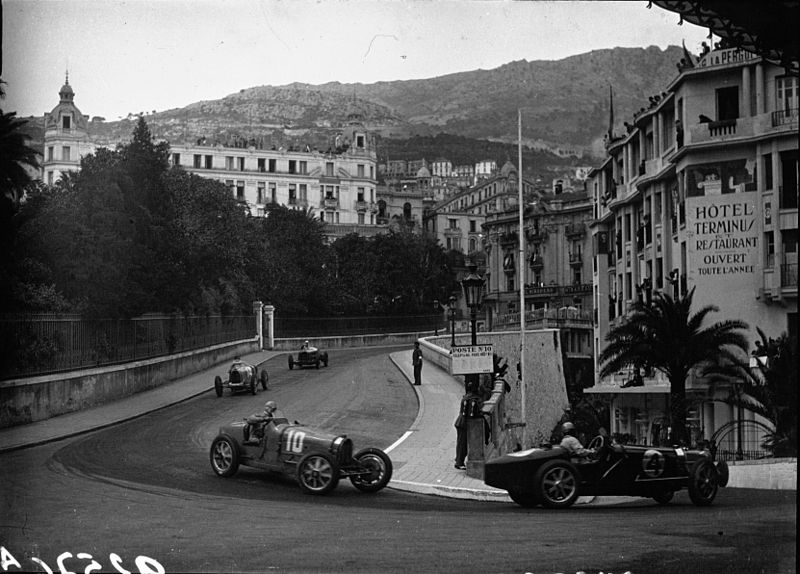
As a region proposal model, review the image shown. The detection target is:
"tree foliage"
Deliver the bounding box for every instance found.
[708,328,797,456]
[598,287,749,446]
[6,118,459,319]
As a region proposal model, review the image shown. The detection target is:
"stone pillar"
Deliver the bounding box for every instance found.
[253,300,263,349]
[263,304,275,350]
[755,63,765,114]
[742,65,752,117]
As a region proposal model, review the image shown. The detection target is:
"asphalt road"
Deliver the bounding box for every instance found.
[1,347,796,574]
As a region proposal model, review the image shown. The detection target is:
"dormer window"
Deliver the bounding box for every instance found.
[62,116,71,129]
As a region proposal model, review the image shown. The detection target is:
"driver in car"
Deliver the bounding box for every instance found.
[301,340,310,349]
[560,422,595,459]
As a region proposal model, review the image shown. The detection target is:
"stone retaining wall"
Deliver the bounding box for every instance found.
[727,458,797,490]
[0,339,259,428]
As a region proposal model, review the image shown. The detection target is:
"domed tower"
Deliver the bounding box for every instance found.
[42,73,94,185]
[343,89,372,157]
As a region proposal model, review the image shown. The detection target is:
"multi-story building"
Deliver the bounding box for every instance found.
[481,185,595,392]
[41,76,98,186]
[41,78,382,242]
[586,44,798,452]
[424,161,535,256]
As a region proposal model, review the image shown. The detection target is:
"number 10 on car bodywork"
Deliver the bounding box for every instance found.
[285,429,306,453]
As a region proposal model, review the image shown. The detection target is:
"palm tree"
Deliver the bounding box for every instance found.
[599,287,749,446]
[709,328,797,456]
[0,110,40,203]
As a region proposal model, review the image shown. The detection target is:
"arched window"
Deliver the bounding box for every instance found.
[403,202,412,219]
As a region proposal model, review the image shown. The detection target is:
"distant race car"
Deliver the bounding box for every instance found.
[484,436,729,509]
[209,416,392,495]
[214,359,269,397]
[287,345,329,370]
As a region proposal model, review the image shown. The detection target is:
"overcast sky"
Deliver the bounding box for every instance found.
[2,0,710,121]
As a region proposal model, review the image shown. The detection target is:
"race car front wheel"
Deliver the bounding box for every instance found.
[688,460,719,506]
[210,436,240,477]
[534,460,580,509]
[297,453,340,494]
[350,448,393,493]
[214,376,223,398]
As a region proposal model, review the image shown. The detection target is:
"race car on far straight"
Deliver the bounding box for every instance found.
[209,412,392,495]
[287,341,329,370]
[484,436,729,509]
[214,358,269,397]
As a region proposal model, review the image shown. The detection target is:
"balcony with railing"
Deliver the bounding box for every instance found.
[569,252,583,266]
[782,263,798,288]
[565,223,586,238]
[494,307,593,331]
[689,116,754,144]
[321,196,339,209]
[771,107,799,127]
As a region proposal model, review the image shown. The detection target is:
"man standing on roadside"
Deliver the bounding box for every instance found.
[412,341,423,385]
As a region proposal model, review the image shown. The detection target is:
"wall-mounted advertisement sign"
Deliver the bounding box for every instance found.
[451,345,494,375]
[686,190,758,290]
[698,47,758,68]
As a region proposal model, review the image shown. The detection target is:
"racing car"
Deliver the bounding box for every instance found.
[287,343,329,370]
[484,435,729,508]
[214,358,269,397]
[209,415,392,495]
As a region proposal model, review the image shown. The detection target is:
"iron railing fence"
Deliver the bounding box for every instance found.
[0,313,254,380]
[274,314,442,338]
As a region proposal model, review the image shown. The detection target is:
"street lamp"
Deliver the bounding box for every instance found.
[448,295,457,347]
[461,262,484,346]
[433,299,439,336]
[461,262,484,391]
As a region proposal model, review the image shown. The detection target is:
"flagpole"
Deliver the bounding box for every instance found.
[518,109,527,448]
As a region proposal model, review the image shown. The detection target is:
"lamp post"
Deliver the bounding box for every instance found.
[461,262,484,390]
[461,263,484,346]
[433,299,439,336]
[448,295,457,347]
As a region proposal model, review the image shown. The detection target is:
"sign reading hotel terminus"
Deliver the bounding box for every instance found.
[686,192,758,294]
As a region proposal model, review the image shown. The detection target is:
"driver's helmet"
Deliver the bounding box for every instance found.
[263,400,277,414]
[561,421,576,435]
[303,340,310,347]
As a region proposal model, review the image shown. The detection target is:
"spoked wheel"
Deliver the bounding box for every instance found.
[652,490,674,505]
[297,453,340,494]
[350,448,393,493]
[508,489,539,508]
[214,376,223,397]
[209,436,239,477]
[260,370,269,390]
[688,460,719,506]
[535,460,580,509]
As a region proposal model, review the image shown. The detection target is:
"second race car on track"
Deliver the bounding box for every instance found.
[287,341,329,370]
[484,436,729,508]
[209,412,393,495]
[214,358,269,397]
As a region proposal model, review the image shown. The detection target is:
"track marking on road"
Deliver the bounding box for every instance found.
[385,430,414,453]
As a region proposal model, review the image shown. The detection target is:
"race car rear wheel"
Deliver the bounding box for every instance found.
[214,376,223,398]
[315,358,320,369]
[210,436,239,477]
[260,370,269,390]
[322,353,329,367]
[508,489,539,508]
[534,460,580,509]
[652,490,674,505]
[350,448,393,493]
[288,356,294,370]
[297,453,340,494]
[688,460,719,506]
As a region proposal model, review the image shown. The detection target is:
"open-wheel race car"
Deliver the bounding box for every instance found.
[209,415,393,495]
[484,436,729,509]
[287,343,328,370]
[214,358,269,397]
